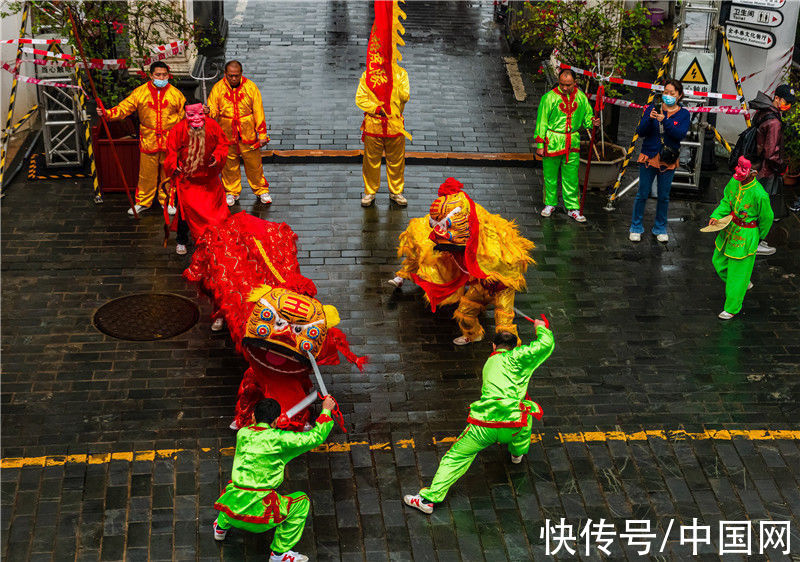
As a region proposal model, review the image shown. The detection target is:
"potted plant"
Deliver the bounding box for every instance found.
[781,67,800,186]
[515,0,658,187]
[2,0,194,192]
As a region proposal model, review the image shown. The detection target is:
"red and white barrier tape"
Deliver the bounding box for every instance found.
[558,62,740,100]
[21,47,126,68]
[588,93,752,115]
[140,39,190,66]
[0,62,82,89]
[7,57,124,70]
[1,38,67,45]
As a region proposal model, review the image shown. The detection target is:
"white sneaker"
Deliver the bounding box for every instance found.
[540,205,556,217]
[756,241,776,256]
[656,234,669,243]
[403,494,434,514]
[270,551,308,562]
[511,454,524,464]
[167,205,177,216]
[567,209,587,223]
[211,317,225,332]
[225,193,237,207]
[629,232,641,242]
[175,244,187,255]
[361,193,375,207]
[387,276,404,288]
[260,193,272,204]
[229,420,239,430]
[718,311,735,320]
[453,334,483,346]
[127,204,149,216]
[213,520,227,541]
[747,281,753,290]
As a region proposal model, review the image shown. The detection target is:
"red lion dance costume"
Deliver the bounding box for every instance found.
[184,212,366,430]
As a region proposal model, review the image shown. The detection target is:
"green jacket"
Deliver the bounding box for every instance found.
[710,177,773,259]
[534,87,593,158]
[214,410,334,523]
[467,327,554,427]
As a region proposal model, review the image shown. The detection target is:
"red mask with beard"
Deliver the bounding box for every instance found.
[185,103,205,128]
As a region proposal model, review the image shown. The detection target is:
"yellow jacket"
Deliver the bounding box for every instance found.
[356,67,410,139]
[106,82,185,154]
[207,77,268,146]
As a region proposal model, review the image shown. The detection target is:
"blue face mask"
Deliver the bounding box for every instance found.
[662,94,676,107]
[152,78,169,89]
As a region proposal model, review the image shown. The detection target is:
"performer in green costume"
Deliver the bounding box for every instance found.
[213,396,336,562]
[403,321,554,513]
[708,157,773,320]
[534,68,598,223]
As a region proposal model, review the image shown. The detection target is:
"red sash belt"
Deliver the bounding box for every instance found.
[730,215,757,228]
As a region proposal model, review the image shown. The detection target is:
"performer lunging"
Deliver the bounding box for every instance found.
[164,100,229,256]
[534,68,599,222]
[404,323,553,513]
[214,396,336,562]
[389,178,535,345]
[708,157,773,320]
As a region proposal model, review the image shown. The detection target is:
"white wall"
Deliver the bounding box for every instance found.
[715,1,800,142]
[1,8,37,134]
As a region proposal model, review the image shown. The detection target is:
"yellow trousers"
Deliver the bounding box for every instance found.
[221,144,269,197]
[453,285,518,341]
[362,135,405,195]
[136,151,168,208]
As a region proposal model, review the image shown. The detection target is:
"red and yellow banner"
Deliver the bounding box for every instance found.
[365,0,405,115]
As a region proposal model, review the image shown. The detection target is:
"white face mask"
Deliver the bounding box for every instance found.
[662,94,676,107]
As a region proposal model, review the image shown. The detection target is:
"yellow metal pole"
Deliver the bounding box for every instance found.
[720,27,752,128]
[0,2,31,188]
[605,25,680,210]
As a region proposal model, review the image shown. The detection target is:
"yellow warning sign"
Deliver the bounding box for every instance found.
[680,57,709,84]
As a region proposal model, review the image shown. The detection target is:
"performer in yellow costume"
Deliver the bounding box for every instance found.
[356,0,412,207]
[389,178,535,345]
[101,61,185,216]
[207,60,271,206]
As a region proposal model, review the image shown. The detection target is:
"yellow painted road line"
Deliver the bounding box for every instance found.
[2,430,799,468]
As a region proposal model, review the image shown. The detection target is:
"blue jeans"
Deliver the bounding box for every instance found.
[630,163,675,235]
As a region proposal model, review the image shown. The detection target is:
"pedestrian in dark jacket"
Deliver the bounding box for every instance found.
[629,79,691,244]
[750,84,795,255]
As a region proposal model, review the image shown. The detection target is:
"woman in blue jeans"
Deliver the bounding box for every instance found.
[629,79,690,243]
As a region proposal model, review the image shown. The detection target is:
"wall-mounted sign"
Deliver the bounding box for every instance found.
[729,6,784,27]
[725,24,776,49]
[731,0,785,8]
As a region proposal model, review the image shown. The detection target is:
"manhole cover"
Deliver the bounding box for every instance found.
[94,293,199,341]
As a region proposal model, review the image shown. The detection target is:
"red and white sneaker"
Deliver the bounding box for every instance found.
[212,519,227,541]
[567,209,587,223]
[270,551,308,562]
[403,494,434,514]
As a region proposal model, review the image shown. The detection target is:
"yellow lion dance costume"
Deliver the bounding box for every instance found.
[391,177,535,345]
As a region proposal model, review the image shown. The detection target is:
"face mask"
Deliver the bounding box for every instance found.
[733,156,751,181]
[152,78,169,88]
[662,95,676,107]
[185,104,205,128]
[780,103,791,112]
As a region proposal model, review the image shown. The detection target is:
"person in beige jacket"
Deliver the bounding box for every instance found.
[207,61,272,206]
[355,66,410,206]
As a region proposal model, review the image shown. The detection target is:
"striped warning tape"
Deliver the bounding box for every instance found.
[27,153,89,180]
[588,93,751,115]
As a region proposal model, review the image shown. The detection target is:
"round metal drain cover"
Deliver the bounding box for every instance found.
[94,293,199,341]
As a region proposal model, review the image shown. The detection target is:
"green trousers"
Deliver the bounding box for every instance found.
[542,153,580,210]
[712,249,755,314]
[217,491,309,553]
[419,418,533,504]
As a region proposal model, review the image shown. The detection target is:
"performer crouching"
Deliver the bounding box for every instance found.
[404,321,553,513]
[164,99,230,257]
[213,396,337,562]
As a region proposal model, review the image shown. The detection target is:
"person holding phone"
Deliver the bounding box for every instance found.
[629,79,690,243]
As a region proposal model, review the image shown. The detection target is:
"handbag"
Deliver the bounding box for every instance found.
[658,117,680,165]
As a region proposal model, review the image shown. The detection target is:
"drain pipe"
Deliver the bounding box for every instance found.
[1,129,42,194]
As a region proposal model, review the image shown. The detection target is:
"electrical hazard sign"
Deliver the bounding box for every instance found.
[679,58,709,84]
[675,52,714,93]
